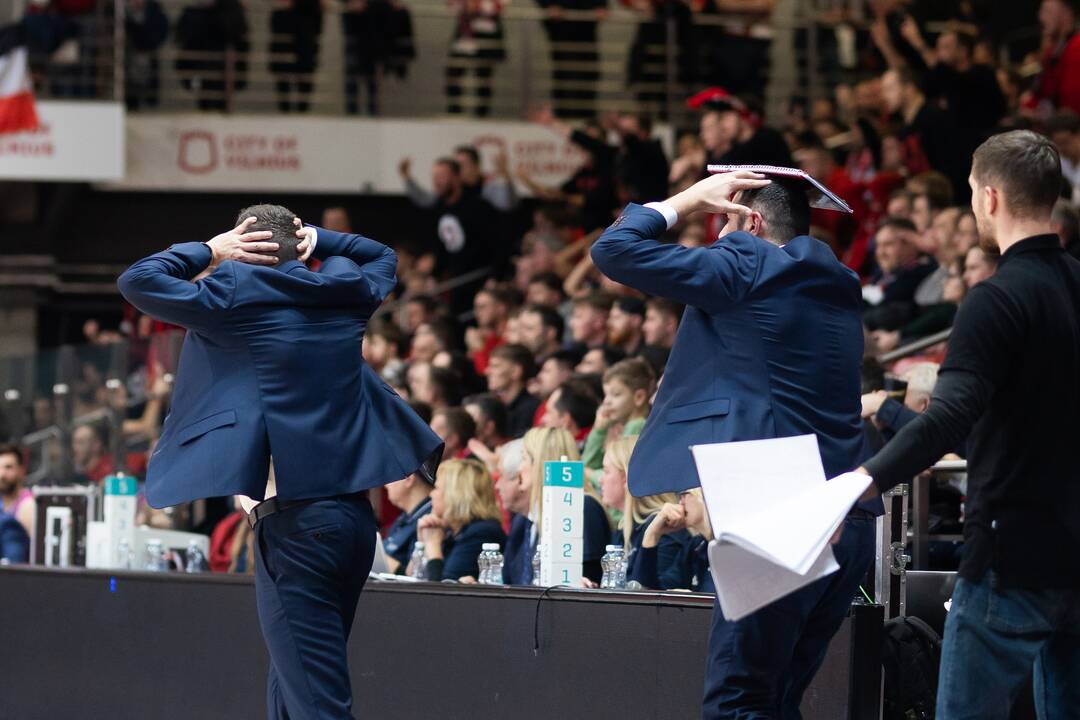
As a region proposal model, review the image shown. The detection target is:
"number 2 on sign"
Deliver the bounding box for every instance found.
[562,543,572,558]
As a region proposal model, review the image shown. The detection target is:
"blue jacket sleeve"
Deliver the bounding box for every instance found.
[0,516,29,563]
[117,242,234,331]
[308,226,397,304]
[630,531,691,590]
[591,205,760,314]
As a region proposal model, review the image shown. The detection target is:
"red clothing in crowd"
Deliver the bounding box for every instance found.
[209,510,245,572]
[470,331,505,375]
[1038,32,1080,116]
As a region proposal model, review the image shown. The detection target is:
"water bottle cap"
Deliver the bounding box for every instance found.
[481,543,500,551]
[605,544,618,552]
[414,541,425,549]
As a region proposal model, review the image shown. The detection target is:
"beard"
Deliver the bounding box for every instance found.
[974,210,997,253]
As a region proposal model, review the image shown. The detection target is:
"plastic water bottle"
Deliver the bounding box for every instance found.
[531,547,541,586]
[185,540,208,573]
[613,546,627,589]
[600,544,618,589]
[487,544,504,585]
[477,545,492,584]
[145,539,168,572]
[116,539,131,569]
[410,541,427,580]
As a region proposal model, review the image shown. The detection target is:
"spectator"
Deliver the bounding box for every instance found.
[576,345,625,375]
[321,206,352,233]
[1048,111,1080,201]
[400,147,516,213]
[863,218,938,331]
[269,0,323,113]
[1052,199,1080,259]
[862,363,943,441]
[954,210,980,255]
[506,428,610,584]
[430,407,477,461]
[466,286,512,375]
[642,297,682,350]
[640,488,715,593]
[445,0,505,117]
[914,207,962,306]
[872,255,966,353]
[0,509,29,564]
[364,318,407,386]
[0,444,35,539]
[582,357,654,474]
[407,362,459,410]
[569,292,612,350]
[698,94,793,168]
[209,497,247,573]
[485,344,540,438]
[124,0,169,111]
[1035,0,1080,117]
[416,459,506,581]
[540,379,599,445]
[525,272,565,309]
[517,304,564,362]
[598,436,685,589]
[535,349,580,400]
[961,245,999,289]
[72,423,112,484]
[606,296,645,356]
[383,473,434,574]
[404,295,440,334]
[462,393,510,452]
[494,439,534,583]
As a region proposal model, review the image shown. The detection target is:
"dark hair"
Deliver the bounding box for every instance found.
[878,216,918,234]
[433,406,476,445]
[572,292,614,313]
[453,145,480,165]
[407,294,440,315]
[478,284,521,310]
[368,318,405,352]
[911,171,955,209]
[1053,200,1080,249]
[523,304,565,340]
[490,343,538,379]
[972,131,1062,219]
[553,379,600,430]
[435,157,461,176]
[574,372,604,401]
[528,271,564,294]
[646,297,684,321]
[739,178,811,243]
[0,443,24,466]
[235,204,300,262]
[595,345,626,369]
[613,296,646,318]
[1046,109,1080,136]
[409,400,433,425]
[462,393,509,438]
[429,365,463,406]
[545,348,584,371]
[603,356,656,394]
[636,345,670,378]
[437,351,483,395]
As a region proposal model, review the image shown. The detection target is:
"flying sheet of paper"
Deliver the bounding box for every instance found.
[691,435,872,621]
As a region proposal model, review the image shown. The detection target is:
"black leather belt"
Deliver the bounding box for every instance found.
[247,492,367,529]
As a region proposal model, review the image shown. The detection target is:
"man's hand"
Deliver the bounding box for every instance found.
[643,503,687,548]
[667,171,770,219]
[861,390,889,419]
[855,466,880,502]
[293,217,317,262]
[206,217,278,269]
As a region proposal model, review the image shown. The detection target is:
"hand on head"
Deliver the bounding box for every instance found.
[671,171,771,219]
[293,217,316,262]
[206,217,278,268]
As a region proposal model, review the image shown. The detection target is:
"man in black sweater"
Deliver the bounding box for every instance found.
[857,130,1080,719]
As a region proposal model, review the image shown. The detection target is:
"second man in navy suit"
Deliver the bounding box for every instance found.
[591,171,877,719]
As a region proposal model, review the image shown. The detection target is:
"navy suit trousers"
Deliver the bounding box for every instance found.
[254,495,377,720]
[701,514,876,720]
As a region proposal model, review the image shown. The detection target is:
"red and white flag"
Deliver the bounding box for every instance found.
[0,47,39,135]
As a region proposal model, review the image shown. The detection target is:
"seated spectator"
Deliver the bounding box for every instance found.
[642,297,682,350]
[0,508,29,564]
[404,295,440,335]
[0,444,35,538]
[962,245,998,289]
[485,344,540,438]
[954,211,979,256]
[383,473,434,574]
[862,362,967,459]
[430,407,476,461]
[466,286,513,375]
[863,218,937,331]
[518,304,564,363]
[640,488,715,593]
[72,422,113,484]
[582,357,655,474]
[535,349,582,406]
[410,320,455,363]
[502,428,610,585]
[1052,199,1080,259]
[526,272,566,309]
[432,350,484,397]
[462,393,509,454]
[576,346,626,375]
[209,497,246,573]
[606,297,646,356]
[873,255,966,352]
[416,459,506,581]
[541,379,600,446]
[365,318,407,387]
[569,293,613,350]
[494,439,532,582]
[598,436,685,590]
[407,362,459,410]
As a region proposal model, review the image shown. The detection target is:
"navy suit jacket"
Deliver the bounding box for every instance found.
[118,227,443,508]
[0,512,29,563]
[592,204,867,496]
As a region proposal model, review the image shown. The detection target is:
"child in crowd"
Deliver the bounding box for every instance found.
[582,357,655,497]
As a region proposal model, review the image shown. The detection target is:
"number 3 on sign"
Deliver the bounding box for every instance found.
[562,518,572,533]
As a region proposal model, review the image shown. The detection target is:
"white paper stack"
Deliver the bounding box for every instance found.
[690,435,872,621]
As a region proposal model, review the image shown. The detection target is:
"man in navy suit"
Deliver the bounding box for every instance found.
[119,205,442,720]
[592,171,878,718]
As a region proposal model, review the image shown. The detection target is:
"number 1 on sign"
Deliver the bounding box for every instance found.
[562,569,570,583]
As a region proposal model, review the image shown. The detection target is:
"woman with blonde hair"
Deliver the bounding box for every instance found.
[599,435,690,590]
[641,488,715,593]
[417,459,506,581]
[504,427,611,585]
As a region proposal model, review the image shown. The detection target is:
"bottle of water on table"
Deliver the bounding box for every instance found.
[410,541,427,580]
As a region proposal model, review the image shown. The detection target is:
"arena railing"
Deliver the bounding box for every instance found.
[877,327,951,365]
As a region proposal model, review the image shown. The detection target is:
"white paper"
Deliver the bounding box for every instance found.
[691,435,872,621]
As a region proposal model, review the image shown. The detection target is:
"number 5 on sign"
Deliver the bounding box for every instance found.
[540,460,584,587]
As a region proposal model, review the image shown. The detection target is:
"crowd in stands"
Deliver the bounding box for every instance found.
[5,0,1080,582]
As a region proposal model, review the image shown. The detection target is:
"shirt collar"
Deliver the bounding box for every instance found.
[405,496,432,522]
[1000,234,1061,263]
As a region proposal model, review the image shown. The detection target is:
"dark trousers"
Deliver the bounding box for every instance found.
[702,514,876,720]
[254,494,377,720]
